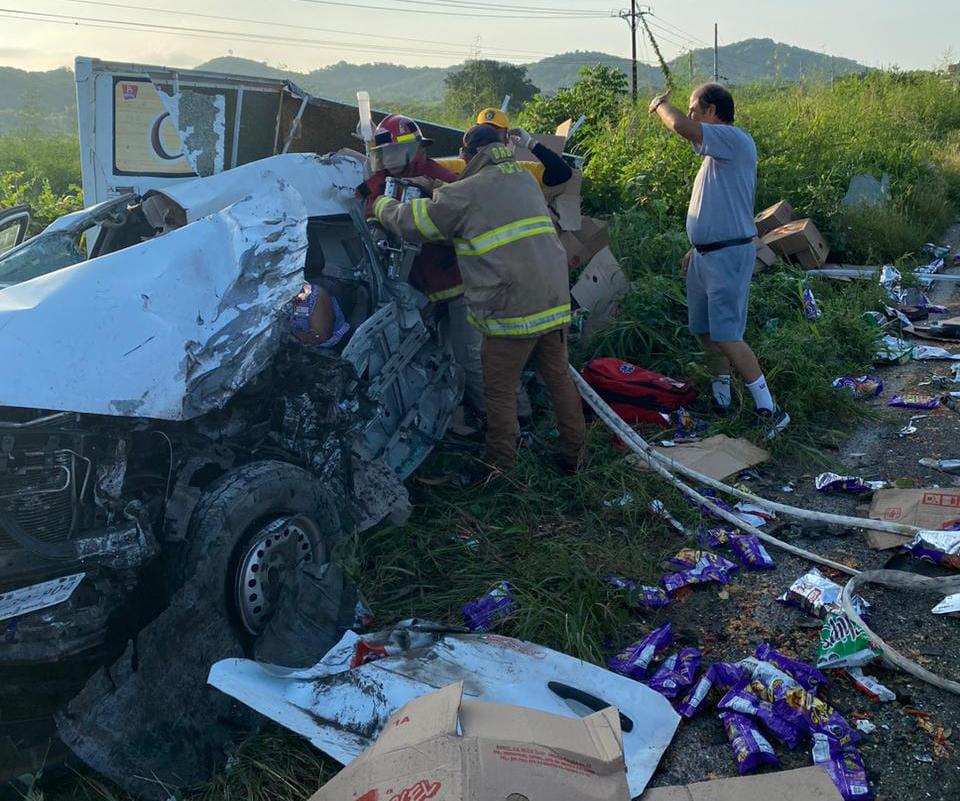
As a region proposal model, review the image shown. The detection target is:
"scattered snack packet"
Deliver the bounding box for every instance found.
[670,548,738,573]
[719,711,779,774]
[648,647,702,699]
[674,407,707,439]
[717,685,804,749]
[463,581,516,632]
[663,557,733,593]
[905,530,960,570]
[777,686,860,748]
[832,375,884,398]
[677,662,746,718]
[815,473,887,493]
[874,334,912,365]
[812,732,874,801]
[777,568,870,620]
[817,613,881,670]
[888,393,941,410]
[737,656,800,700]
[607,622,673,680]
[755,643,829,692]
[931,592,960,617]
[802,287,823,321]
[846,667,896,703]
[602,575,638,591]
[697,524,737,547]
[693,488,738,521]
[633,585,671,608]
[730,534,776,570]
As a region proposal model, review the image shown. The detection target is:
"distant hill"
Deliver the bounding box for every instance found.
[0,39,869,133]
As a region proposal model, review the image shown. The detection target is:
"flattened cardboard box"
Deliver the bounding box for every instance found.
[571,246,628,337]
[647,435,770,482]
[869,487,960,533]
[310,681,630,801]
[754,200,795,237]
[640,766,843,801]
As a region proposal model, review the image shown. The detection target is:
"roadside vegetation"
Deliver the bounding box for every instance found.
[8,67,960,801]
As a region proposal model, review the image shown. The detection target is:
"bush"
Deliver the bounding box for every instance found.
[0,133,82,233]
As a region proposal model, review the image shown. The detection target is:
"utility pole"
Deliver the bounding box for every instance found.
[613,3,651,103]
[713,23,719,81]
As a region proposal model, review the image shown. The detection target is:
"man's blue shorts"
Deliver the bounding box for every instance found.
[686,242,754,343]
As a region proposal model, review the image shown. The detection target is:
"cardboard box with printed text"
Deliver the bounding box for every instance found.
[308,681,630,801]
[762,218,829,267]
[754,200,795,236]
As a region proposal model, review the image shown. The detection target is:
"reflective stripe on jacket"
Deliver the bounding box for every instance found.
[374,143,571,337]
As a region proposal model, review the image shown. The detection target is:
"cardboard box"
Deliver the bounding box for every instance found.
[544,171,583,232]
[565,215,610,271]
[753,236,778,274]
[571,246,628,337]
[869,488,960,532]
[640,766,843,801]
[648,435,770,481]
[762,218,829,267]
[310,681,630,801]
[754,200,795,236]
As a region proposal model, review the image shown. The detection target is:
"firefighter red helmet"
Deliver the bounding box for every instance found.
[370,114,432,174]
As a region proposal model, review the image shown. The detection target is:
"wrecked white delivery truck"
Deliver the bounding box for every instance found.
[0,58,463,795]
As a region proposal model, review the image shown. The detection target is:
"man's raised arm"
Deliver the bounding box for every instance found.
[649,90,703,147]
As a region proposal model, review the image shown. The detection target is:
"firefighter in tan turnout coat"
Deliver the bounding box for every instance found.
[374,124,586,476]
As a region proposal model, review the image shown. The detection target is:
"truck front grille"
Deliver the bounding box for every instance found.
[0,450,76,550]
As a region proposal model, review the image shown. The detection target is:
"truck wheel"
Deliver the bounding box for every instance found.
[169,460,341,647]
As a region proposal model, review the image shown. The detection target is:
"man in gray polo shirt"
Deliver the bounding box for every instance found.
[649,82,789,437]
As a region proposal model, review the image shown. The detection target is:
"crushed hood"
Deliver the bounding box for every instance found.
[0,171,310,420]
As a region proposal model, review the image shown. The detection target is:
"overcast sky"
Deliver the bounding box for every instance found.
[1,0,955,73]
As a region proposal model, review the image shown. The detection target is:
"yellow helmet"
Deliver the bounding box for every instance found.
[475,108,510,129]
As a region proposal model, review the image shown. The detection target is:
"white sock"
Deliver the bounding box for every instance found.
[711,374,732,408]
[746,375,774,412]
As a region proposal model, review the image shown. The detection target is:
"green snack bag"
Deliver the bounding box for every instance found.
[816,613,880,670]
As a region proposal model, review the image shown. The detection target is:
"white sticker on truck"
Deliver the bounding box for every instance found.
[0,573,85,622]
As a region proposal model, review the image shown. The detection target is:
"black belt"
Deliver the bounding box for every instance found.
[694,236,753,255]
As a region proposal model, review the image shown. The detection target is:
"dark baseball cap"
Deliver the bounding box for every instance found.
[462,123,503,152]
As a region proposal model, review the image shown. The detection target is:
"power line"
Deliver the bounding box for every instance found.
[294,0,610,20]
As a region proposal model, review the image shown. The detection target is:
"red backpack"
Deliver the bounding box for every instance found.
[581,357,697,425]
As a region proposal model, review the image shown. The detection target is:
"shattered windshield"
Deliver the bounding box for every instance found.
[0,231,86,288]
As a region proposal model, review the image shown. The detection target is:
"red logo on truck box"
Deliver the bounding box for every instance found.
[120,83,139,101]
[389,780,441,801]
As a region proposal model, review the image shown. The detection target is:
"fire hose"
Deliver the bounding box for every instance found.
[570,365,960,695]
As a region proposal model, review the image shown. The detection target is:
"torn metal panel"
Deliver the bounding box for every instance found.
[150,153,365,223]
[0,174,306,420]
[208,629,680,798]
[156,88,227,177]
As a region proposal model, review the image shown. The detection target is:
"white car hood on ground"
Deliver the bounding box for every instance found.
[0,170,314,420]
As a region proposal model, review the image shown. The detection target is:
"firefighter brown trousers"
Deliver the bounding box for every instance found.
[480,329,586,471]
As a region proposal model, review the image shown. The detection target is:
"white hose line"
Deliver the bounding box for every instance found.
[841,570,960,696]
[572,367,920,537]
[570,367,860,576]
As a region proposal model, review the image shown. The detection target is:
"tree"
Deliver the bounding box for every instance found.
[517,64,628,141]
[443,60,539,123]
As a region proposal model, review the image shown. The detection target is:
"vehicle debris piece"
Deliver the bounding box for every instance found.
[917,457,960,474]
[647,647,701,699]
[778,568,870,619]
[904,530,960,570]
[846,668,896,703]
[462,581,515,632]
[307,681,632,801]
[832,375,884,398]
[815,473,886,494]
[931,592,960,617]
[208,624,681,798]
[719,710,779,774]
[811,732,874,801]
[608,622,674,679]
[816,613,881,670]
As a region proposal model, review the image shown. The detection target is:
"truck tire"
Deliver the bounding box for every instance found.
[168,460,341,649]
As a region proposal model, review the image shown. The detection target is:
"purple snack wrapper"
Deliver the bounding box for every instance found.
[905,530,960,571]
[755,642,829,691]
[729,534,776,570]
[720,711,779,775]
[670,548,739,573]
[832,375,883,398]
[648,647,702,699]
[606,622,673,680]
[603,575,638,591]
[462,581,515,632]
[697,524,737,547]
[815,472,886,494]
[634,585,671,608]
[717,685,804,749]
[676,662,745,718]
[663,557,733,593]
[803,287,823,321]
[812,733,874,801]
[888,393,941,410]
[693,488,738,521]
[777,686,860,748]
